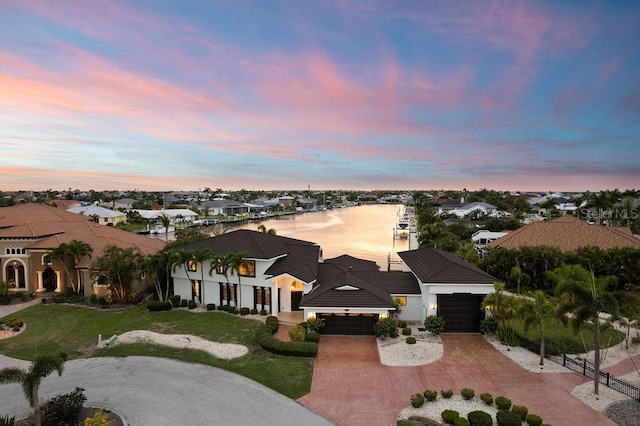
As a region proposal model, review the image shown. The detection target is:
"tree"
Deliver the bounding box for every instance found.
[158,213,172,242]
[0,353,66,426]
[138,251,176,302]
[192,249,214,304]
[455,242,479,266]
[551,264,619,394]
[91,245,142,303]
[227,252,249,310]
[45,240,93,293]
[520,291,556,365]
[482,282,519,343]
[210,253,233,306]
[509,265,526,295]
[171,249,212,303]
[257,224,276,235]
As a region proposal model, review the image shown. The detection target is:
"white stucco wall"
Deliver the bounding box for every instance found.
[392,294,422,321]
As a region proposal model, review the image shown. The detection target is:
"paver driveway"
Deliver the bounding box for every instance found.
[299,334,616,426]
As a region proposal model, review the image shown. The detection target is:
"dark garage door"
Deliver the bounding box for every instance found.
[318,313,378,335]
[437,294,485,333]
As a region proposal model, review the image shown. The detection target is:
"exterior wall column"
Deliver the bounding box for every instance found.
[55,271,62,292]
[36,270,45,292]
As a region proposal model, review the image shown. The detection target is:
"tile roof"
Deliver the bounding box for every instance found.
[398,247,496,284]
[488,216,640,252]
[177,229,320,283]
[0,203,165,268]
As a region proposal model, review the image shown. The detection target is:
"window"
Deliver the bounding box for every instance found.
[238,260,255,277]
[215,259,224,274]
[395,296,407,306]
[264,288,270,305]
[187,260,197,272]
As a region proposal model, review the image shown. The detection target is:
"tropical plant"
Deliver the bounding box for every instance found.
[0,353,67,426]
[455,242,479,266]
[520,290,556,365]
[551,264,620,394]
[158,213,172,242]
[91,245,142,303]
[482,282,518,341]
[508,265,526,295]
[191,248,214,304]
[227,251,250,310]
[257,224,277,235]
[45,240,93,293]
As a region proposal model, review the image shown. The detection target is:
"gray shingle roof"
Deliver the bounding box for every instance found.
[398,247,496,284]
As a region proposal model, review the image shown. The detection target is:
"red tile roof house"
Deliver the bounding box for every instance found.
[172,229,498,334]
[0,203,165,296]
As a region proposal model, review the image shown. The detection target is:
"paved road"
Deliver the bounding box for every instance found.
[0,356,333,426]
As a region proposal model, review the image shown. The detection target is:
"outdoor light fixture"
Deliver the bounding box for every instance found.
[431,303,437,310]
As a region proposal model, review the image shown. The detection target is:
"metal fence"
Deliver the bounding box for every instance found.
[558,353,640,400]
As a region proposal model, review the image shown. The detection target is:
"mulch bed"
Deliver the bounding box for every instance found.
[15,407,124,426]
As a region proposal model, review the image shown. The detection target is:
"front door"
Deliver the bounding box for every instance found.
[291,290,303,311]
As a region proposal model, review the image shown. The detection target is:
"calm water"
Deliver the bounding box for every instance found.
[234,204,410,269]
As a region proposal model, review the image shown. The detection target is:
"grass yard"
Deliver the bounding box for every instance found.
[0,305,313,399]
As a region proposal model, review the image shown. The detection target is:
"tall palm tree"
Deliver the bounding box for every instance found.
[191,248,213,304]
[45,240,92,293]
[0,353,66,426]
[257,224,277,235]
[227,252,249,310]
[455,242,479,266]
[509,265,526,295]
[210,253,233,306]
[520,291,556,365]
[91,245,142,302]
[482,282,518,342]
[139,252,176,302]
[158,213,172,242]
[552,264,619,394]
[171,249,195,299]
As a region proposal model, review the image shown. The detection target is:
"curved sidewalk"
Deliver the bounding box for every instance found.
[299,334,616,426]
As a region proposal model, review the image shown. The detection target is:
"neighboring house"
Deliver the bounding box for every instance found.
[472,230,509,257]
[199,200,249,216]
[111,198,137,211]
[488,216,640,252]
[398,248,496,332]
[67,205,126,226]
[133,209,198,224]
[449,202,508,218]
[0,203,165,295]
[171,229,497,334]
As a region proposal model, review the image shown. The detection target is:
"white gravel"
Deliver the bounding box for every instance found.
[400,395,499,423]
[377,332,444,366]
[108,330,249,359]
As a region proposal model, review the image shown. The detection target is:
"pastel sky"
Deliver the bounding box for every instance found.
[1,1,639,192]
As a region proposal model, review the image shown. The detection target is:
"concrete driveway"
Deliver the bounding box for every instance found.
[299,334,616,426]
[0,356,333,426]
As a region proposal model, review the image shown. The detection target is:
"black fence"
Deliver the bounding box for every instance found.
[558,353,640,400]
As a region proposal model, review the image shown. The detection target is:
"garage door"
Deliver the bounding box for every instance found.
[318,313,378,335]
[437,294,485,333]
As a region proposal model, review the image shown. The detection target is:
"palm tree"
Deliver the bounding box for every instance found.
[45,240,92,293]
[210,253,233,306]
[257,224,276,235]
[482,282,518,342]
[0,353,66,426]
[91,245,142,302]
[455,242,479,266]
[552,264,619,394]
[139,251,176,302]
[227,252,249,310]
[191,248,213,304]
[520,291,556,365]
[509,265,526,295]
[158,213,172,242]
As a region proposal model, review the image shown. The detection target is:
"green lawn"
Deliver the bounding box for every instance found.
[0,305,313,399]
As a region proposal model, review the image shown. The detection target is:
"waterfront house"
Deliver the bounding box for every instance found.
[67,204,127,226]
[0,203,164,295]
[171,229,497,334]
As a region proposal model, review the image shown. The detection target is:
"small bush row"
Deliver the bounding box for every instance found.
[255,325,318,357]
[146,301,172,311]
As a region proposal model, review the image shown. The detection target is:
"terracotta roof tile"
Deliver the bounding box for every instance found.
[488,216,640,252]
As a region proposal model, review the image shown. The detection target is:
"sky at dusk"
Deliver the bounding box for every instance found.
[1,1,639,192]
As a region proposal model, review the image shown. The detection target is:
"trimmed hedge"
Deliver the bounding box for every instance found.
[411,393,425,408]
[398,320,408,328]
[146,301,172,311]
[169,295,181,306]
[240,307,250,316]
[255,324,318,357]
[402,327,412,335]
[305,331,321,343]
[423,389,437,402]
[461,388,475,400]
[467,410,492,426]
[480,393,493,406]
[495,396,512,410]
[206,303,216,311]
[265,315,279,333]
[179,299,188,308]
[250,308,258,315]
[454,418,470,426]
[441,409,459,425]
[441,389,453,399]
[526,414,543,426]
[496,410,521,426]
[511,405,528,421]
[288,325,306,342]
[187,300,196,309]
[406,336,417,344]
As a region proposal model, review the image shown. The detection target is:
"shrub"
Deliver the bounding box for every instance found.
[255,325,317,357]
[179,299,188,308]
[288,324,306,342]
[83,408,113,426]
[0,317,22,328]
[479,316,499,335]
[480,393,493,405]
[496,410,521,426]
[146,301,172,311]
[441,389,453,398]
[511,405,528,421]
[305,317,326,332]
[90,294,99,304]
[206,303,216,311]
[398,320,408,328]
[230,308,239,314]
[467,410,493,426]
[454,418,470,426]
[260,309,267,315]
[265,316,279,333]
[217,304,225,310]
[461,388,475,400]
[187,300,196,309]
[374,317,398,338]
[402,327,412,335]
[169,295,181,306]
[441,409,459,424]
[240,307,250,315]
[250,308,258,315]
[424,315,446,334]
[405,336,416,344]
[423,389,437,402]
[525,414,543,426]
[411,393,425,408]
[495,396,512,410]
[41,387,86,426]
[305,331,321,343]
